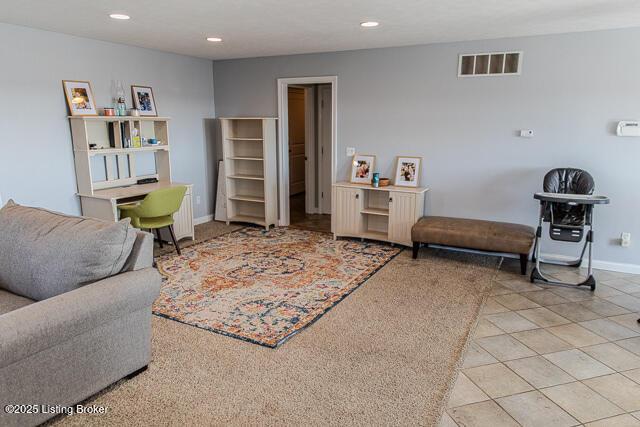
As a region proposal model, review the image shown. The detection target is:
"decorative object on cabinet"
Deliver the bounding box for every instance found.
[68,115,194,241]
[379,178,390,187]
[332,182,428,246]
[131,85,158,116]
[394,156,422,187]
[220,117,278,229]
[62,80,98,116]
[350,154,376,184]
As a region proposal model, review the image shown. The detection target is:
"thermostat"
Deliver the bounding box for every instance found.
[616,121,640,137]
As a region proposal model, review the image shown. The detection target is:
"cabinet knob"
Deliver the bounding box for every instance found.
[355,194,359,199]
[389,197,393,202]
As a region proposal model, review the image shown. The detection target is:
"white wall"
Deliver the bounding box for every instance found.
[212,27,640,267]
[0,23,216,219]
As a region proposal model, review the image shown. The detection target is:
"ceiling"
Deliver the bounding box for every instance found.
[2,0,640,60]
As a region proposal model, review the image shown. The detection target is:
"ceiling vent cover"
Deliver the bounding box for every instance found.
[458,51,522,77]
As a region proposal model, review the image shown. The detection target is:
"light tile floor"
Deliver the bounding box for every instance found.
[441,260,640,427]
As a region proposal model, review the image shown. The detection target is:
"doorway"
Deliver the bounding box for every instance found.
[286,84,332,232]
[277,76,337,231]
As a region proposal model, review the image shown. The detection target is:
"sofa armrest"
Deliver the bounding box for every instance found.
[122,230,155,271]
[0,268,161,369]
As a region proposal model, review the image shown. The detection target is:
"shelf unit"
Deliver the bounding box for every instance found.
[68,115,194,240]
[69,116,171,192]
[220,117,278,229]
[333,182,429,246]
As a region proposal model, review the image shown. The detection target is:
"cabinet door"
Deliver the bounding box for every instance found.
[335,187,363,237]
[388,191,416,245]
[173,189,194,240]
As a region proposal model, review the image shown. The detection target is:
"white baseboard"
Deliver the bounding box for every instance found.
[540,252,640,275]
[194,214,214,225]
[426,244,640,275]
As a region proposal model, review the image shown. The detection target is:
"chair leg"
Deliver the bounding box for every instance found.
[519,253,528,275]
[412,242,420,259]
[168,225,181,255]
[155,228,164,248]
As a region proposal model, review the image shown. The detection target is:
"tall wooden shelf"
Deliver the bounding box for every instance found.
[220,117,277,229]
[68,115,195,240]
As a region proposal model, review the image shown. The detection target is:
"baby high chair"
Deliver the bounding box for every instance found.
[530,168,609,291]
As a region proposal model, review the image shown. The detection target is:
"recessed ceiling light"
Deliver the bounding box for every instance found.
[207,37,223,42]
[109,13,130,20]
[360,21,379,28]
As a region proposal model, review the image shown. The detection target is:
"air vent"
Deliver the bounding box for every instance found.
[458,51,522,77]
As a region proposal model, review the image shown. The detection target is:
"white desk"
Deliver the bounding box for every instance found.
[78,181,195,240]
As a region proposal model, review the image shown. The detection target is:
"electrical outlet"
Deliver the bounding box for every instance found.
[621,232,631,247]
[346,147,355,156]
[519,129,534,138]
[196,196,201,205]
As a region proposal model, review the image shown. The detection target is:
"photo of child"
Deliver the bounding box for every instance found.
[136,91,153,111]
[63,80,97,116]
[350,154,376,184]
[394,156,421,187]
[356,160,371,178]
[131,85,158,116]
[71,88,90,110]
[399,161,416,182]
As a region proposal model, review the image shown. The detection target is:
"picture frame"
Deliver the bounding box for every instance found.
[393,156,422,187]
[350,154,376,184]
[62,80,98,116]
[131,85,158,116]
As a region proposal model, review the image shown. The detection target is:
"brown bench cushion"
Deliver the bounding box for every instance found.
[412,216,535,255]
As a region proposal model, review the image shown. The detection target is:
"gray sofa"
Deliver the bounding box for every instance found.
[0,201,161,427]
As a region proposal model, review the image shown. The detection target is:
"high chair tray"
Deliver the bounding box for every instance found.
[534,192,610,204]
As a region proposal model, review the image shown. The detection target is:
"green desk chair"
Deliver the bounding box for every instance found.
[119,186,187,255]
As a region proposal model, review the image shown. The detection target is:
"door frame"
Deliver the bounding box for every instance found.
[277,76,338,226]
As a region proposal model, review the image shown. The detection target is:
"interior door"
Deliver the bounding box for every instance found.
[288,87,305,196]
[388,191,416,245]
[335,187,363,237]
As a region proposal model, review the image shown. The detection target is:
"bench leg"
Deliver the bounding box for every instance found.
[519,254,528,275]
[412,242,420,259]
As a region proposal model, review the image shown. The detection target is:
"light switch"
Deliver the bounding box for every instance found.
[346,147,356,156]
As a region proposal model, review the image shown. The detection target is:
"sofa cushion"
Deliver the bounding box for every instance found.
[0,200,137,301]
[0,289,34,315]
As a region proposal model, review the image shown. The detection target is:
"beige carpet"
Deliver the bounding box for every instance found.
[54,223,499,426]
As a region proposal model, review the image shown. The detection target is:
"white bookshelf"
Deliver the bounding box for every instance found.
[220,117,278,229]
[69,116,171,192]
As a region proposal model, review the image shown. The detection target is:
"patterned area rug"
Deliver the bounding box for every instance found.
[154,227,400,347]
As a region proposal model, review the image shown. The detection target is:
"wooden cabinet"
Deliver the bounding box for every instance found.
[332,182,428,246]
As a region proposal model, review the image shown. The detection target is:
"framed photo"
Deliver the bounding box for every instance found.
[394,156,422,187]
[350,154,376,184]
[131,85,158,116]
[62,80,97,116]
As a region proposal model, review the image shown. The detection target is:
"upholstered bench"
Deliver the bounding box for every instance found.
[411,216,536,275]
